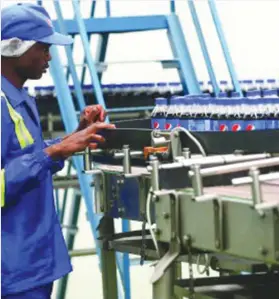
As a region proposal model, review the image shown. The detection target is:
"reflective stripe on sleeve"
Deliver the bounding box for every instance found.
[1,91,34,148]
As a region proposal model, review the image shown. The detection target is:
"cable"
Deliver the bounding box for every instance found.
[170,126,206,157]
[196,253,210,275]
[146,187,160,255]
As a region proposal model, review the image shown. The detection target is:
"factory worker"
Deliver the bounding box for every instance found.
[1,3,114,298]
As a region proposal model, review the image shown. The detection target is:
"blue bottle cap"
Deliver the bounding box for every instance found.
[243,80,253,84]
[169,82,180,86]
[157,82,167,87]
[155,97,168,105]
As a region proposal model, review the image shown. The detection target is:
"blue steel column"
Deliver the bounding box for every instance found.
[121,220,131,299]
[106,0,111,17]
[49,45,101,253]
[49,46,123,299]
[81,1,97,85]
[71,0,108,116]
[53,0,86,110]
[170,0,176,13]
[208,0,243,96]
[95,34,109,82]
[166,14,201,95]
[188,0,220,95]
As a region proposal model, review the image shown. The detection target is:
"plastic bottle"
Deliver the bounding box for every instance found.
[180,97,193,130]
[151,97,168,130]
[243,99,266,131]
[262,90,279,129]
[164,96,183,130]
[187,97,210,132]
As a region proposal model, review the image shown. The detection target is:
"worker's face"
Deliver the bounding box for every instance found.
[15,42,51,80]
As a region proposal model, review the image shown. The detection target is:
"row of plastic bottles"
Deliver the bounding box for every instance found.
[203,78,279,94]
[30,79,279,98]
[151,94,279,132]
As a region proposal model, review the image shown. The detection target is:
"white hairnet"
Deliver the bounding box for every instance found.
[1,38,36,57]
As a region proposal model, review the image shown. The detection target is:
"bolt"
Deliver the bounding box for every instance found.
[163,212,170,219]
[152,195,159,203]
[154,228,161,235]
[259,246,268,256]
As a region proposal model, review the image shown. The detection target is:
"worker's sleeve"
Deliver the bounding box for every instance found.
[1,98,54,208]
[44,138,65,174]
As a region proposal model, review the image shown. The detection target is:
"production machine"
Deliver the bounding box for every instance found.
[77,119,279,299]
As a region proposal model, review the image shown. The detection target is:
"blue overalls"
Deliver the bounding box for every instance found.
[1,75,72,297]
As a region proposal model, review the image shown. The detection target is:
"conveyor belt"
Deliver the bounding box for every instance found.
[204,181,279,203]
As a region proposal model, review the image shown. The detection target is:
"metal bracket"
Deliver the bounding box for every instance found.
[151,130,170,148]
[150,191,181,283]
[170,130,183,160]
[150,245,180,284]
[89,169,106,214]
[192,192,224,251]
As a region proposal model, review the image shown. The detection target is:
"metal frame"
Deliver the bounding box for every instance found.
[207,0,243,96]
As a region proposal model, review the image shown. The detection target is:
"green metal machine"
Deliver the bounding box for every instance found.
[74,125,279,299]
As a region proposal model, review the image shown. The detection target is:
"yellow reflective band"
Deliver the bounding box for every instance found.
[1,91,34,149]
[1,169,5,208]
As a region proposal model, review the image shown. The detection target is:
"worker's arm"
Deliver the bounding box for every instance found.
[42,104,107,174]
[40,98,97,172]
[1,101,115,208]
[43,138,65,174]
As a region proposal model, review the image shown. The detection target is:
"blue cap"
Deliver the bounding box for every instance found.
[1,3,73,45]
[155,97,167,105]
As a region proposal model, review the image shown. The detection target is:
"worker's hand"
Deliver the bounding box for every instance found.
[45,122,115,159]
[77,105,107,131]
